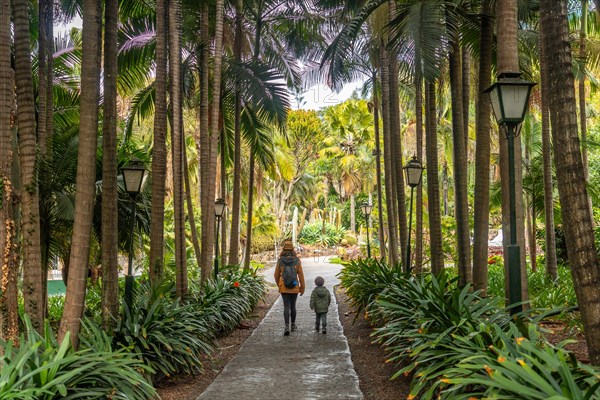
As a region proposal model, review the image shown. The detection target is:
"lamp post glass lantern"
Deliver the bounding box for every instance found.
[485,72,536,315]
[120,160,147,309]
[360,202,373,258]
[214,198,227,279]
[403,156,424,271]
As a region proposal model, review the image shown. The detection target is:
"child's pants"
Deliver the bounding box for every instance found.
[315,312,328,330]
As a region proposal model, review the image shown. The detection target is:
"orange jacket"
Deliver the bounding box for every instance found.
[274,257,305,295]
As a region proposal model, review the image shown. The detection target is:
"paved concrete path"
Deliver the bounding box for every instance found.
[196,257,363,400]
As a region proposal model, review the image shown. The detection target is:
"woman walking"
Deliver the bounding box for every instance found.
[274,240,305,335]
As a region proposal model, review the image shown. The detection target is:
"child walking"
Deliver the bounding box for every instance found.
[310,276,331,334]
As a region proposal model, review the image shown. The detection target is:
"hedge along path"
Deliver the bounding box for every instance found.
[196,257,363,399]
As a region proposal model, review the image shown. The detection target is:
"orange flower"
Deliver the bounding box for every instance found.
[233,281,240,288]
[515,337,525,345]
[468,397,480,400]
[497,356,506,363]
[440,378,450,383]
[484,365,494,376]
[407,394,416,400]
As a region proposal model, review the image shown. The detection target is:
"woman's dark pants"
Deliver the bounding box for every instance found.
[281,293,298,327]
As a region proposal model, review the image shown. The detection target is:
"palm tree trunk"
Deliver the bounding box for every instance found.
[14,0,44,331]
[496,0,529,307]
[388,0,407,263]
[149,0,168,280]
[415,68,423,273]
[540,0,600,365]
[169,0,187,297]
[243,152,255,270]
[0,0,18,341]
[449,42,471,285]
[372,73,386,261]
[201,0,225,278]
[426,81,444,274]
[59,0,102,346]
[38,0,48,156]
[473,0,494,294]
[183,134,202,272]
[228,0,243,266]
[220,127,228,266]
[579,0,593,220]
[199,3,210,281]
[539,27,558,280]
[350,194,356,234]
[380,41,399,266]
[101,0,119,326]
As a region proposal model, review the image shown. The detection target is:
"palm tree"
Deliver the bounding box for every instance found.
[149,0,168,281]
[425,80,444,274]
[14,0,44,331]
[449,39,471,285]
[539,27,558,280]
[101,0,120,326]
[495,0,529,306]
[228,0,244,266]
[540,0,600,366]
[472,0,494,294]
[169,0,187,297]
[0,0,18,342]
[59,0,102,346]
[201,0,225,277]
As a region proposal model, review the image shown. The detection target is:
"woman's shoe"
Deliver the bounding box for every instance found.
[291,324,297,332]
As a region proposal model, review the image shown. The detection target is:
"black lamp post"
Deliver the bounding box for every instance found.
[214,198,227,279]
[121,159,146,309]
[360,202,373,258]
[485,72,536,315]
[403,156,424,271]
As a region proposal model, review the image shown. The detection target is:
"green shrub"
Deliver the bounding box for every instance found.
[190,268,266,336]
[337,258,405,319]
[299,221,346,247]
[111,281,214,379]
[0,316,155,399]
[373,272,507,371]
[442,323,600,399]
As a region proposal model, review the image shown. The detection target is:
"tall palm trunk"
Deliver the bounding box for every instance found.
[496,0,528,306]
[149,0,168,280]
[201,0,225,277]
[372,72,386,261]
[59,0,102,345]
[228,0,243,266]
[101,0,119,326]
[579,0,593,219]
[183,136,202,271]
[473,0,494,294]
[425,81,444,274]
[0,0,18,342]
[14,0,43,331]
[38,0,48,156]
[199,3,210,281]
[380,41,399,266]
[539,27,558,280]
[388,1,407,263]
[415,69,423,273]
[541,0,600,365]
[169,0,187,297]
[449,41,471,285]
[243,152,256,270]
